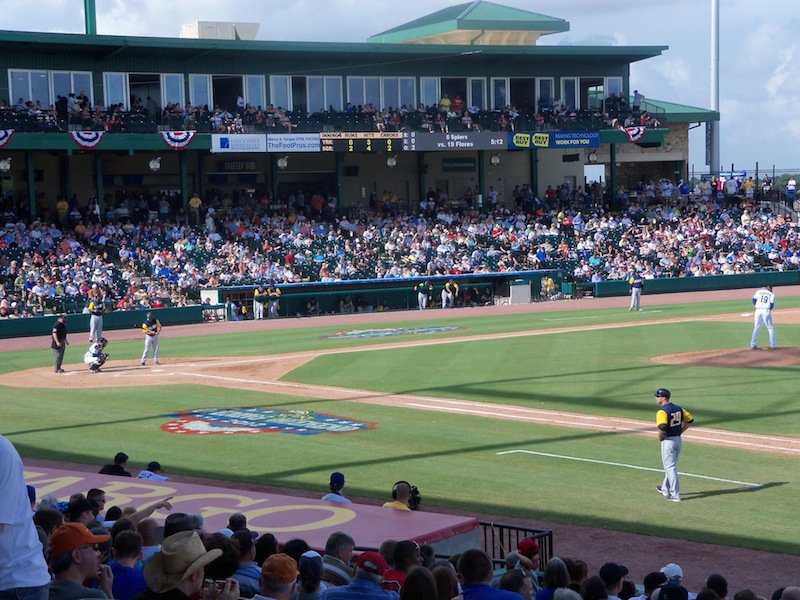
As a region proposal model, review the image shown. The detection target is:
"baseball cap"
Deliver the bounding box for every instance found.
[517,537,539,558]
[299,550,323,581]
[50,522,111,556]
[661,563,683,580]
[643,571,669,594]
[330,472,345,486]
[356,551,387,576]
[655,388,671,399]
[599,562,629,586]
[114,452,129,464]
[147,461,163,472]
[261,553,298,585]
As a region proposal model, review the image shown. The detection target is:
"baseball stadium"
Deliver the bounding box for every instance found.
[1,3,799,600]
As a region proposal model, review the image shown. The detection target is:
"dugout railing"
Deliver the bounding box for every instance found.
[354,521,552,572]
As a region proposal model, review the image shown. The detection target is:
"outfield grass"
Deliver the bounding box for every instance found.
[4,296,800,554]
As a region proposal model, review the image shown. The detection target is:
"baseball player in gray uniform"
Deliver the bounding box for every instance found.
[750,285,775,349]
[140,312,161,365]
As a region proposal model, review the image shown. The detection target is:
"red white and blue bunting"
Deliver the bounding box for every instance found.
[70,131,106,149]
[160,130,197,151]
[0,129,15,147]
[619,125,646,143]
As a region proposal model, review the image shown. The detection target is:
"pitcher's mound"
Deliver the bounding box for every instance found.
[653,347,800,368]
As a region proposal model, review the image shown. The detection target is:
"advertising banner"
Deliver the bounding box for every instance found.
[508,131,600,149]
[266,133,321,153]
[211,134,267,153]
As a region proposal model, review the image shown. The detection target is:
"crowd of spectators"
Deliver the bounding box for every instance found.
[6,443,793,600]
[1,87,658,135]
[0,174,796,319]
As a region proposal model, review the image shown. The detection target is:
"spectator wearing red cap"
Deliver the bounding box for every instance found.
[48,523,113,600]
[0,435,51,600]
[321,551,398,600]
[516,539,542,593]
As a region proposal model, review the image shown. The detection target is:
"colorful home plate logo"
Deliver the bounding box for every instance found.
[162,408,375,435]
[327,326,459,339]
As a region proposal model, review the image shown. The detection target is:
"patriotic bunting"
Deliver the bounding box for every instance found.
[619,125,646,143]
[70,131,106,149]
[160,130,197,151]
[0,129,15,147]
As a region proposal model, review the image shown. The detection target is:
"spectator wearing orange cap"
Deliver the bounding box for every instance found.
[48,522,113,600]
[255,553,297,600]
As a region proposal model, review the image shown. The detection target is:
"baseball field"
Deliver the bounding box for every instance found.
[3,288,800,574]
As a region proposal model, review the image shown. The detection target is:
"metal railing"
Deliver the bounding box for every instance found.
[480,521,553,572]
[353,521,553,572]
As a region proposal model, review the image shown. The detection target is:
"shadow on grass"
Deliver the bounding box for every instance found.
[681,481,787,501]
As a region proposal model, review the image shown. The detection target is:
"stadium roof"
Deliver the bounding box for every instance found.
[0,29,665,63]
[368,1,570,45]
[645,98,719,123]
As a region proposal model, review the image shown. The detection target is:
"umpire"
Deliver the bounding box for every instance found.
[51,314,68,373]
[655,388,693,502]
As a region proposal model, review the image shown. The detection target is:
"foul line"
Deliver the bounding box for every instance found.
[497,449,762,487]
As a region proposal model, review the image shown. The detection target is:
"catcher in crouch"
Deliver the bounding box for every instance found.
[84,337,109,372]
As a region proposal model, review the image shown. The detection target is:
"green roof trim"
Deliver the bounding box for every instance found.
[0,29,664,62]
[600,127,668,145]
[641,97,719,123]
[368,1,569,44]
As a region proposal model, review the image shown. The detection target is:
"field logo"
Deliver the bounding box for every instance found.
[327,326,459,339]
[162,408,375,435]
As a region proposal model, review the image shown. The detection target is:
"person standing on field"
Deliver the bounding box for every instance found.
[654,388,693,502]
[51,314,68,373]
[253,284,267,320]
[268,282,281,319]
[750,285,775,350]
[415,280,432,310]
[628,270,643,311]
[140,312,161,366]
[87,287,105,342]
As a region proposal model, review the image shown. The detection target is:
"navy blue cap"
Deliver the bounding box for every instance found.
[655,388,671,398]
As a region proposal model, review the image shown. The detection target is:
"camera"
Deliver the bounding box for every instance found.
[202,579,226,600]
[409,485,421,511]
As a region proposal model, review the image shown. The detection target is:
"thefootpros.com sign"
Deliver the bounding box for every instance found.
[326,326,459,339]
[162,408,375,435]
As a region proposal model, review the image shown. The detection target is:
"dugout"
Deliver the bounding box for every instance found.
[201,270,561,318]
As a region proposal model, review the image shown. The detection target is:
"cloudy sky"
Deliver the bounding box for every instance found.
[5,0,799,174]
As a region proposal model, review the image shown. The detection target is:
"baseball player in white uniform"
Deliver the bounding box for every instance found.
[750,285,776,350]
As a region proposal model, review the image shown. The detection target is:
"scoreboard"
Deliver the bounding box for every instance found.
[320,132,404,153]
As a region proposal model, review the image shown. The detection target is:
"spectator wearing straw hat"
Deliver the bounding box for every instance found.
[135,530,238,600]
